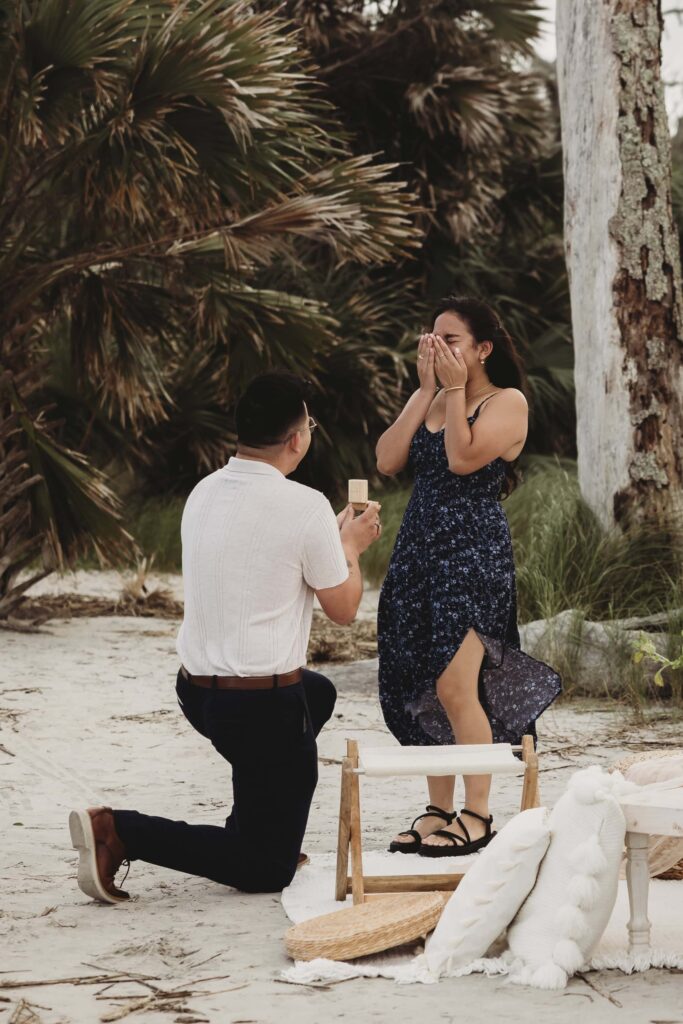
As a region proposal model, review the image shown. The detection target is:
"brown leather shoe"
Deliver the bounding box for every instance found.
[69,806,130,904]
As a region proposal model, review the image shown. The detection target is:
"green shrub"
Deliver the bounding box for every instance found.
[360,485,411,586]
[505,458,683,623]
[126,497,185,572]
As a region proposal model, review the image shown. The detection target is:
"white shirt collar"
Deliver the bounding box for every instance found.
[225,456,284,478]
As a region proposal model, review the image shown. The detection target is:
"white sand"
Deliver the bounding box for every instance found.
[2,609,682,1023]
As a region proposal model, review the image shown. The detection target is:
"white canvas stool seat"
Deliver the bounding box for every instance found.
[357,743,527,777]
[336,737,540,904]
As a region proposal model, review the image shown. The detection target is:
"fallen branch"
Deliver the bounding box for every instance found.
[98,981,246,1022]
[630,740,683,747]
[611,608,683,630]
[100,995,186,1021]
[275,975,356,990]
[9,999,44,1024]
[0,618,51,634]
[184,953,221,971]
[0,974,159,991]
[578,973,622,1007]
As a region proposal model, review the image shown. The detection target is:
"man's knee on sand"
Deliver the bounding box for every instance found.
[233,857,299,893]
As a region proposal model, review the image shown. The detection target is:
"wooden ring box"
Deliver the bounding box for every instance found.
[348,479,369,513]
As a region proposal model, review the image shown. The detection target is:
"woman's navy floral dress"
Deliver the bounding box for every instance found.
[378,397,561,747]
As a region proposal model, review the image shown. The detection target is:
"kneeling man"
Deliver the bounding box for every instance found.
[70,371,381,900]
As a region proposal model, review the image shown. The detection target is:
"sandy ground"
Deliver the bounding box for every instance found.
[2,608,683,1024]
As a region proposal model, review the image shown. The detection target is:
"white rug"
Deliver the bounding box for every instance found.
[281,852,683,986]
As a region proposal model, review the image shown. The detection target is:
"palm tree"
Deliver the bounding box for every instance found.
[0,0,418,614]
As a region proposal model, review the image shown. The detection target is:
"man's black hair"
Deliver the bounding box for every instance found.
[235,371,310,448]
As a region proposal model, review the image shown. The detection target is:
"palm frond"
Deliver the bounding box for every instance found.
[1,366,134,571]
[474,0,544,54]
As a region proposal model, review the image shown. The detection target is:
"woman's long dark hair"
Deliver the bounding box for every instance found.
[432,296,529,498]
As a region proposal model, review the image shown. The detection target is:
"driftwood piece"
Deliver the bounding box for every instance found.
[519,608,680,696]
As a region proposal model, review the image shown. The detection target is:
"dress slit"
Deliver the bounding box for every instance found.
[409,626,505,744]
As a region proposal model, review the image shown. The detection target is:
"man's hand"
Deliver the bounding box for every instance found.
[317,502,381,626]
[336,503,354,529]
[340,500,382,556]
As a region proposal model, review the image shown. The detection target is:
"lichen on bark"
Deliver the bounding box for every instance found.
[610,6,680,305]
[608,0,683,523]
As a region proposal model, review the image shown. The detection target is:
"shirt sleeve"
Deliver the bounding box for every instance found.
[301,499,349,590]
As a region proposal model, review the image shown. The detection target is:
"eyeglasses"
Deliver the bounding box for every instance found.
[282,417,317,443]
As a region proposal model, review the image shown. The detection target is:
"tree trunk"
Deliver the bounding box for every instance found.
[556,0,683,531]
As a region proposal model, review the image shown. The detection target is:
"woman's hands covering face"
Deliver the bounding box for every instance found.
[433,334,468,389]
[416,333,436,392]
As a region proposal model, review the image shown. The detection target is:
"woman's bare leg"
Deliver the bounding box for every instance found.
[390,775,455,846]
[422,628,492,847]
[427,775,455,812]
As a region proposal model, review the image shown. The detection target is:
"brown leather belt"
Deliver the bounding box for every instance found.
[180,665,302,690]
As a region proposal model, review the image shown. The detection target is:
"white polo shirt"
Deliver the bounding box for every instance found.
[176,457,349,676]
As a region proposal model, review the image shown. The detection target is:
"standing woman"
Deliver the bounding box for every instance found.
[375,297,561,858]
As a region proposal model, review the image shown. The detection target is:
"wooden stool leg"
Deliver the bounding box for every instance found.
[347,739,365,905]
[520,734,540,811]
[335,756,352,901]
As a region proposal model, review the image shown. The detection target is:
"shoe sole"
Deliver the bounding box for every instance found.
[418,831,497,858]
[69,810,128,905]
[388,842,421,854]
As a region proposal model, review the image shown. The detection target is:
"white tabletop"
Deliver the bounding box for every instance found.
[619,788,683,835]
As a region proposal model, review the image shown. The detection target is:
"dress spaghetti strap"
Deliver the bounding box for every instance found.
[471,393,499,419]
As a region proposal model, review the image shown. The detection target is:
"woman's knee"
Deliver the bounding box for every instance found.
[437,681,471,716]
[437,633,485,713]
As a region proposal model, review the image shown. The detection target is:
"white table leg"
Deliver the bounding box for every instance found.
[625,831,651,955]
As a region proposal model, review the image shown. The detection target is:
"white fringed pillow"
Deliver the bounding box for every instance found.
[424,807,550,976]
[506,766,627,989]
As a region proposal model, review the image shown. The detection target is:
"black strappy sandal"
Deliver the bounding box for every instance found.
[388,805,457,854]
[418,807,496,858]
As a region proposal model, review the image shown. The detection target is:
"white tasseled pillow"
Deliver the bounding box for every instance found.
[424,807,550,976]
[506,766,627,989]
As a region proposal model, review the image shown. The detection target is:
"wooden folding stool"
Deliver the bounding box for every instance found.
[336,737,540,904]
